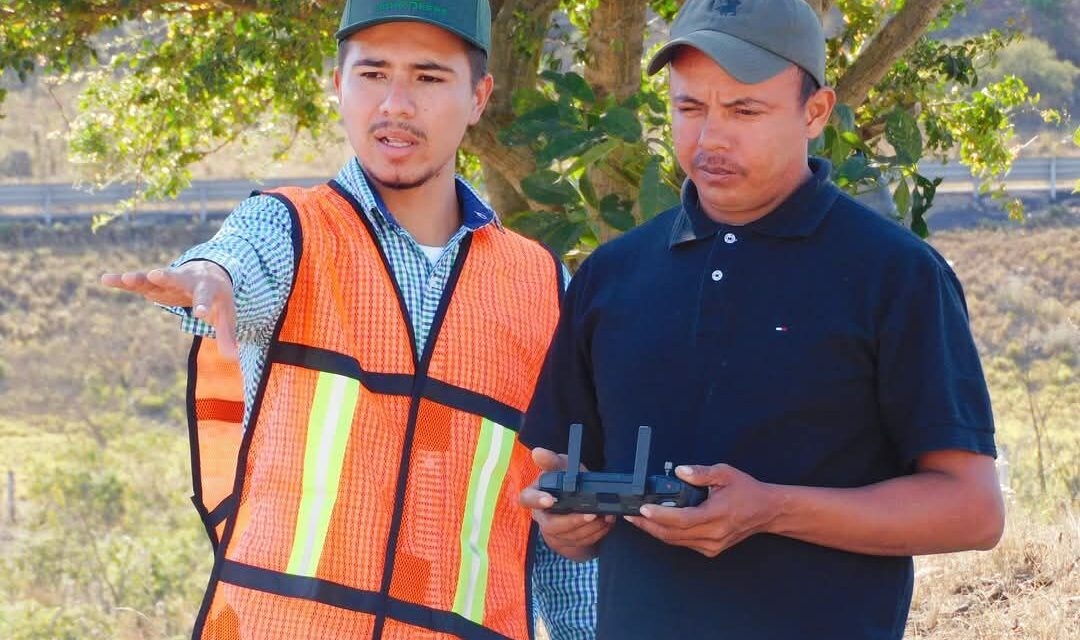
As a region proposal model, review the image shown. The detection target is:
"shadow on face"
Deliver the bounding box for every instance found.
[669,47,834,223]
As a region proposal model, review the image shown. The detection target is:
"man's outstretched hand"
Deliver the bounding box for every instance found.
[101,261,239,359]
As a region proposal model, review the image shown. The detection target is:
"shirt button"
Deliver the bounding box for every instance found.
[724,233,738,244]
[711,270,724,282]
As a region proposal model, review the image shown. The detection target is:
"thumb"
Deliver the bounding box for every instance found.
[675,463,738,487]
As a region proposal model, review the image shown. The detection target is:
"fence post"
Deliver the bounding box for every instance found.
[7,470,14,524]
[1049,154,1057,201]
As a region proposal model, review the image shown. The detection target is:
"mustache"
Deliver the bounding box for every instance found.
[693,152,744,175]
[369,121,428,141]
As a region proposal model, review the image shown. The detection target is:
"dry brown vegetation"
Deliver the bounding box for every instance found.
[0,219,1076,638]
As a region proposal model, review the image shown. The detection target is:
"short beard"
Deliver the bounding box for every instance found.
[368,166,443,191]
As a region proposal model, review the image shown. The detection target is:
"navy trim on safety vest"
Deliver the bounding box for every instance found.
[373,231,475,639]
[328,179,422,367]
[219,560,514,640]
[191,189,305,639]
[423,377,525,432]
[185,337,214,547]
[273,342,416,396]
[270,342,525,429]
[205,493,237,529]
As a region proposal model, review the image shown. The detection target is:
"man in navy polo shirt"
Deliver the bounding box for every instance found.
[518,0,1005,638]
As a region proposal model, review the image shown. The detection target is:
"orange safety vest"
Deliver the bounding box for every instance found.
[185,181,564,640]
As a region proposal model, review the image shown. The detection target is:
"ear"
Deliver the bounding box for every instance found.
[333,66,344,106]
[469,74,495,126]
[805,86,836,139]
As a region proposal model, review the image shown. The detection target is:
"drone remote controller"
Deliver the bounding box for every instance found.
[538,424,708,516]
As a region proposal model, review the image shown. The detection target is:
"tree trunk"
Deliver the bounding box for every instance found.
[483,163,530,220]
[463,0,559,208]
[583,0,648,240]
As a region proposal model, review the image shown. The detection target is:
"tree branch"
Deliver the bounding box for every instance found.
[833,0,949,109]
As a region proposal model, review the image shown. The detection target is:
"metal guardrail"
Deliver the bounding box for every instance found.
[918,157,1080,197]
[0,158,1078,224]
[0,177,328,224]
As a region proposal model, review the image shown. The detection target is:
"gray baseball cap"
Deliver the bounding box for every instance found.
[336,0,492,55]
[646,0,826,87]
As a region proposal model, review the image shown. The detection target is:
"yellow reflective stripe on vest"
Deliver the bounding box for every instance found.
[453,419,516,623]
[287,372,360,577]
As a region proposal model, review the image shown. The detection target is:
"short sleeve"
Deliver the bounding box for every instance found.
[876,249,996,467]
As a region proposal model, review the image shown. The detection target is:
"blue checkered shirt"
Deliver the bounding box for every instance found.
[168,158,597,639]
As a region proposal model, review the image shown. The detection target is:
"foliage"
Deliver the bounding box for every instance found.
[981,38,1079,109]
[499,70,679,257]
[0,1,1065,243]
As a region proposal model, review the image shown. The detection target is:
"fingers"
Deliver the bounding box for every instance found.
[101,268,194,307]
[675,463,737,488]
[145,267,188,291]
[536,512,614,546]
[213,297,240,360]
[520,486,556,510]
[624,515,719,551]
[190,275,239,360]
[532,447,569,472]
[637,503,710,529]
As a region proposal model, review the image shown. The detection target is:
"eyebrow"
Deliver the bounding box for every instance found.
[721,98,769,109]
[673,94,705,106]
[353,58,457,75]
[673,94,770,109]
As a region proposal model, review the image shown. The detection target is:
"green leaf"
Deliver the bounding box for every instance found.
[506,210,562,238]
[561,72,596,104]
[833,104,856,132]
[542,220,589,256]
[600,107,642,142]
[535,130,602,165]
[511,87,551,116]
[1006,198,1024,222]
[893,176,911,216]
[639,156,680,218]
[838,155,871,183]
[830,133,851,168]
[885,109,923,165]
[498,103,561,145]
[911,214,929,239]
[568,138,621,173]
[521,170,580,207]
[1073,125,1080,148]
[808,131,826,156]
[839,130,870,153]
[599,194,636,231]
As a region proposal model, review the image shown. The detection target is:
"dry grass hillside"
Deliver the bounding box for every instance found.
[0,219,1076,638]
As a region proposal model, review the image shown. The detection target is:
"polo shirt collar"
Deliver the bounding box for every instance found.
[337,157,502,232]
[669,157,838,248]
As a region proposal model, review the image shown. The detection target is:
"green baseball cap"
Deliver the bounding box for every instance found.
[336,0,492,55]
[646,0,826,87]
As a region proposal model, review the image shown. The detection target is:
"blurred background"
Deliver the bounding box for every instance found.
[1,1,1077,638]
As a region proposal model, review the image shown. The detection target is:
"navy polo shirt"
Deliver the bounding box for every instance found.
[521,158,996,639]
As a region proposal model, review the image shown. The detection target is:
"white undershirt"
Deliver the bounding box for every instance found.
[418,243,446,265]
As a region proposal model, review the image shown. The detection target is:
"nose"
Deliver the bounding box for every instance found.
[378,77,417,120]
[698,112,734,152]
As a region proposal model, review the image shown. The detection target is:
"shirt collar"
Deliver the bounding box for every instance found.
[335,157,502,232]
[669,157,839,248]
